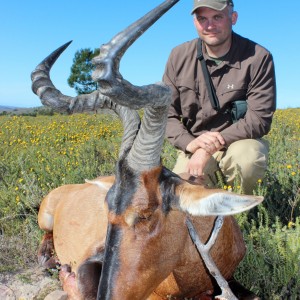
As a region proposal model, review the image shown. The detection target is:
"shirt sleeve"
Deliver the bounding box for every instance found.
[163,52,195,152]
[221,51,276,146]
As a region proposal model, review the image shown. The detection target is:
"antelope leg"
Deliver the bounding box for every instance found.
[186,216,238,300]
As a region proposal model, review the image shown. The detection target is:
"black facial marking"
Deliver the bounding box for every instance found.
[159,167,183,214]
[77,252,104,299]
[106,157,139,215]
[97,223,122,300]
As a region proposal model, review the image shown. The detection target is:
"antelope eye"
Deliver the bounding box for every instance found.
[124,210,153,227]
[134,210,158,233]
[138,211,152,221]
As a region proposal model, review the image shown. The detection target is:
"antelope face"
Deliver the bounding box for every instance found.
[97,163,263,300]
[97,166,185,300]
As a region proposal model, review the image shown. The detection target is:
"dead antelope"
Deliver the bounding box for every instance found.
[31,0,262,299]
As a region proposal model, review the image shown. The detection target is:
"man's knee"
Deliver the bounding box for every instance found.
[220,139,269,193]
[222,139,268,170]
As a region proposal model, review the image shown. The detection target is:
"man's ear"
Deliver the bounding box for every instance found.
[174,182,263,216]
[232,11,238,25]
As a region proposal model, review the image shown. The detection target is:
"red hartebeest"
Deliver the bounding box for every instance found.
[31,1,262,299]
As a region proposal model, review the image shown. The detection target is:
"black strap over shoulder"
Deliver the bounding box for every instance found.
[197,38,220,112]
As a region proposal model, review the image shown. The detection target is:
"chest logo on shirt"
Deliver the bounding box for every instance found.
[227,84,234,90]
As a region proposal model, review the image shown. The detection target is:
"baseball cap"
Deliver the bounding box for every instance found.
[191,0,234,14]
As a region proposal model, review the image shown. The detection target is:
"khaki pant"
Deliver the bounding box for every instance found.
[172,139,269,194]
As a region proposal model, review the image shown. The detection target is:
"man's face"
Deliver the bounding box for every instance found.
[194,6,237,49]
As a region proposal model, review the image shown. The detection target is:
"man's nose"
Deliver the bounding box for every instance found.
[207,18,216,29]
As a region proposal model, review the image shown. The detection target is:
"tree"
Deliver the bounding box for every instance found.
[68,48,100,95]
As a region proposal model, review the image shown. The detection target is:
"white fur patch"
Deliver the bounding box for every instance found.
[85,179,111,191]
[180,193,263,216]
[39,212,54,231]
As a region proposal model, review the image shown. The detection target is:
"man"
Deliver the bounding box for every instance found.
[164,0,276,194]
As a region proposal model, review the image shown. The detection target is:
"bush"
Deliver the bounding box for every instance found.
[235,210,300,299]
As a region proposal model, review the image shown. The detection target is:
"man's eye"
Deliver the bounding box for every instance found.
[198,18,206,24]
[214,15,223,21]
[196,16,206,23]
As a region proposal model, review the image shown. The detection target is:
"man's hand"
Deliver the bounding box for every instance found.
[186,148,211,177]
[186,132,225,154]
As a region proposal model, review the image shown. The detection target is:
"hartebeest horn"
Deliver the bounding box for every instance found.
[31,42,140,158]
[92,0,179,89]
[92,0,179,171]
[31,0,179,171]
[31,41,106,113]
[92,0,178,108]
[91,0,179,170]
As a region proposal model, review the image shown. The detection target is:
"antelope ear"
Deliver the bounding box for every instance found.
[176,183,263,216]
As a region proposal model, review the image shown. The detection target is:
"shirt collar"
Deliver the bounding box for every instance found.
[203,32,241,70]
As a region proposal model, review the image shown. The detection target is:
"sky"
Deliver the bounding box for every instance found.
[0,0,299,109]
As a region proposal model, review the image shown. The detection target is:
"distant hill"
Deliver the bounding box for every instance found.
[0,105,52,115]
[0,105,18,112]
[0,105,113,116]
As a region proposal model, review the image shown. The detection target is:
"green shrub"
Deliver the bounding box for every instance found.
[236,214,300,299]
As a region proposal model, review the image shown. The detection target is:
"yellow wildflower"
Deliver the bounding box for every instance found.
[288,221,295,229]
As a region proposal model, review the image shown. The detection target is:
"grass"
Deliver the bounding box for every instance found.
[0,108,299,298]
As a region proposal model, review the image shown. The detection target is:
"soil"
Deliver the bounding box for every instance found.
[0,265,63,300]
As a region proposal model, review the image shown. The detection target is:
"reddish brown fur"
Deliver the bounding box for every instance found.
[38,176,113,273]
[38,170,246,299]
[115,213,244,299]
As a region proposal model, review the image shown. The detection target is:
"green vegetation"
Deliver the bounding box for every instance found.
[67,48,100,95]
[0,108,299,298]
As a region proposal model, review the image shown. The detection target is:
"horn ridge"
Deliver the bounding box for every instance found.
[127,105,169,171]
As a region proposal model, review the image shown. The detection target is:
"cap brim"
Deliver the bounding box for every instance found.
[191,3,227,14]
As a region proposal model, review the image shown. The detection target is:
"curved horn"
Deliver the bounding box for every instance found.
[31,41,106,114]
[31,41,74,113]
[31,43,140,157]
[31,0,179,171]
[92,0,178,109]
[91,0,179,171]
[93,0,179,79]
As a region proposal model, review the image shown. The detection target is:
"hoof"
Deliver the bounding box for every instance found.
[38,233,59,269]
[39,256,59,269]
